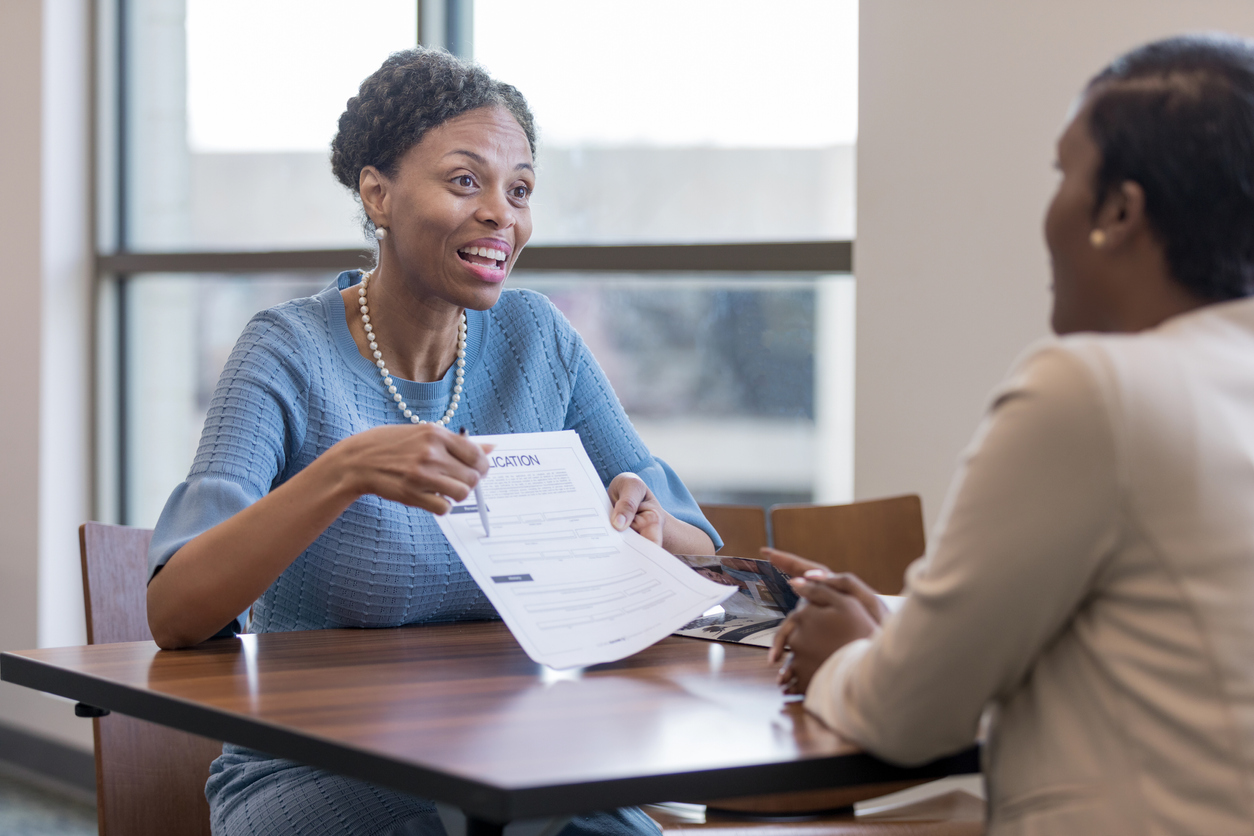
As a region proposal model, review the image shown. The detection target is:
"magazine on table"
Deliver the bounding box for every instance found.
[672,554,904,648]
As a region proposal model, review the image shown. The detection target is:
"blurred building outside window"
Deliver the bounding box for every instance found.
[111,0,857,527]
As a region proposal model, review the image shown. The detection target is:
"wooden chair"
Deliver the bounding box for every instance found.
[769,496,927,594]
[79,522,223,836]
[699,503,769,558]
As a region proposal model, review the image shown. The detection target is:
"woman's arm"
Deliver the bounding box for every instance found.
[799,345,1121,765]
[531,291,720,554]
[148,424,488,649]
[607,472,716,555]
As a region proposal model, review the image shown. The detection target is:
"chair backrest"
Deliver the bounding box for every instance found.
[768,495,926,594]
[79,522,222,836]
[699,503,769,558]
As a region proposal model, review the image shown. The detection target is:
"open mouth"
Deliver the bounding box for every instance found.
[457,245,508,270]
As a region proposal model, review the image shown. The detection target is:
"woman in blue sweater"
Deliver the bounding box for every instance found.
[146,48,719,836]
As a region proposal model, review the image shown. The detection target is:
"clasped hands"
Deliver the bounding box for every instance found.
[764,548,888,696]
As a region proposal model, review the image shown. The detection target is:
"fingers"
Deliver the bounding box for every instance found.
[608,473,649,531]
[815,572,889,624]
[777,652,797,690]
[761,547,830,579]
[768,590,874,696]
[405,444,483,500]
[423,473,479,503]
[790,576,853,609]
[611,497,640,531]
[769,615,796,664]
[346,424,491,510]
[444,428,492,474]
[629,507,664,546]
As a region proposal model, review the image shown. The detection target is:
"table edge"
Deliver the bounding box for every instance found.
[1,649,979,822]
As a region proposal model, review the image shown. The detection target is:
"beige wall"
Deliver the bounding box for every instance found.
[855,1,1254,527]
[0,0,93,752]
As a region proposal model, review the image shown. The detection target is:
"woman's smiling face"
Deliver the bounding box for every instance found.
[370,105,535,311]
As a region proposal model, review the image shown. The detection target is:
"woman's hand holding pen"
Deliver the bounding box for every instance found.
[764,547,887,695]
[331,423,490,514]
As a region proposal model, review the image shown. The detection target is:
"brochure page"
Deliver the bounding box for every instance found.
[672,554,906,648]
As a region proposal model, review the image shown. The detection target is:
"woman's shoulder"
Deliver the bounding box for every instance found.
[234,285,339,354]
[220,285,343,389]
[483,288,586,381]
[490,288,578,342]
[996,329,1196,446]
[248,284,337,337]
[493,286,563,319]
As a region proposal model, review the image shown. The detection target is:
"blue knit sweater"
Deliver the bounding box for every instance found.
[148,271,716,836]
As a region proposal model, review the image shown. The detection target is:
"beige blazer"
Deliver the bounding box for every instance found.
[807,296,1254,835]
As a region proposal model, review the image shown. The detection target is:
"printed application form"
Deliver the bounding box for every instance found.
[435,430,735,669]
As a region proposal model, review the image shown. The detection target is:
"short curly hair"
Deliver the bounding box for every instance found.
[1085,34,1254,301]
[331,48,537,237]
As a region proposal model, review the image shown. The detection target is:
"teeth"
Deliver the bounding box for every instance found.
[459,245,507,261]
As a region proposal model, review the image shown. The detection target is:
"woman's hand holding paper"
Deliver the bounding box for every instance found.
[608,472,666,545]
[607,472,717,555]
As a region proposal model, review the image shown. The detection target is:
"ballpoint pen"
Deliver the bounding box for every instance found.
[459,427,490,537]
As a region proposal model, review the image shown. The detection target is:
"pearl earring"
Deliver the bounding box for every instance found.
[374,226,388,241]
[1089,229,1107,248]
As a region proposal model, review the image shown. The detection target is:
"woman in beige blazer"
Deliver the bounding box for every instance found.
[770,35,1254,836]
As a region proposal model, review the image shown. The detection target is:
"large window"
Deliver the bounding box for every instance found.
[98,0,857,527]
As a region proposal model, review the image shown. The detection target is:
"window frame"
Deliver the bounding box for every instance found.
[94,0,854,524]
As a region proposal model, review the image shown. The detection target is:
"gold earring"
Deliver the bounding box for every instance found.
[1089,229,1107,248]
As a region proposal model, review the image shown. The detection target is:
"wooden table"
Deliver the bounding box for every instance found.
[0,623,976,833]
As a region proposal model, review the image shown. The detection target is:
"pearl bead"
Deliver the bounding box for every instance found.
[360,276,465,425]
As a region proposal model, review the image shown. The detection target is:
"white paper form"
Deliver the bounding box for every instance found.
[435,430,736,669]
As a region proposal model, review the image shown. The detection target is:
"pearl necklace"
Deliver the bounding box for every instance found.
[358,271,466,425]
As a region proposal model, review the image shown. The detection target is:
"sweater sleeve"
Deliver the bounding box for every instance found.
[804,343,1121,764]
[540,294,723,551]
[147,309,313,632]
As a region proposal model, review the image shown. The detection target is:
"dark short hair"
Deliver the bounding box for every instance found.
[1085,34,1254,300]
[331,48,537,237]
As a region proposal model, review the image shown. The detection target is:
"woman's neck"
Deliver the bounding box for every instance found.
[343,269,464,383]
